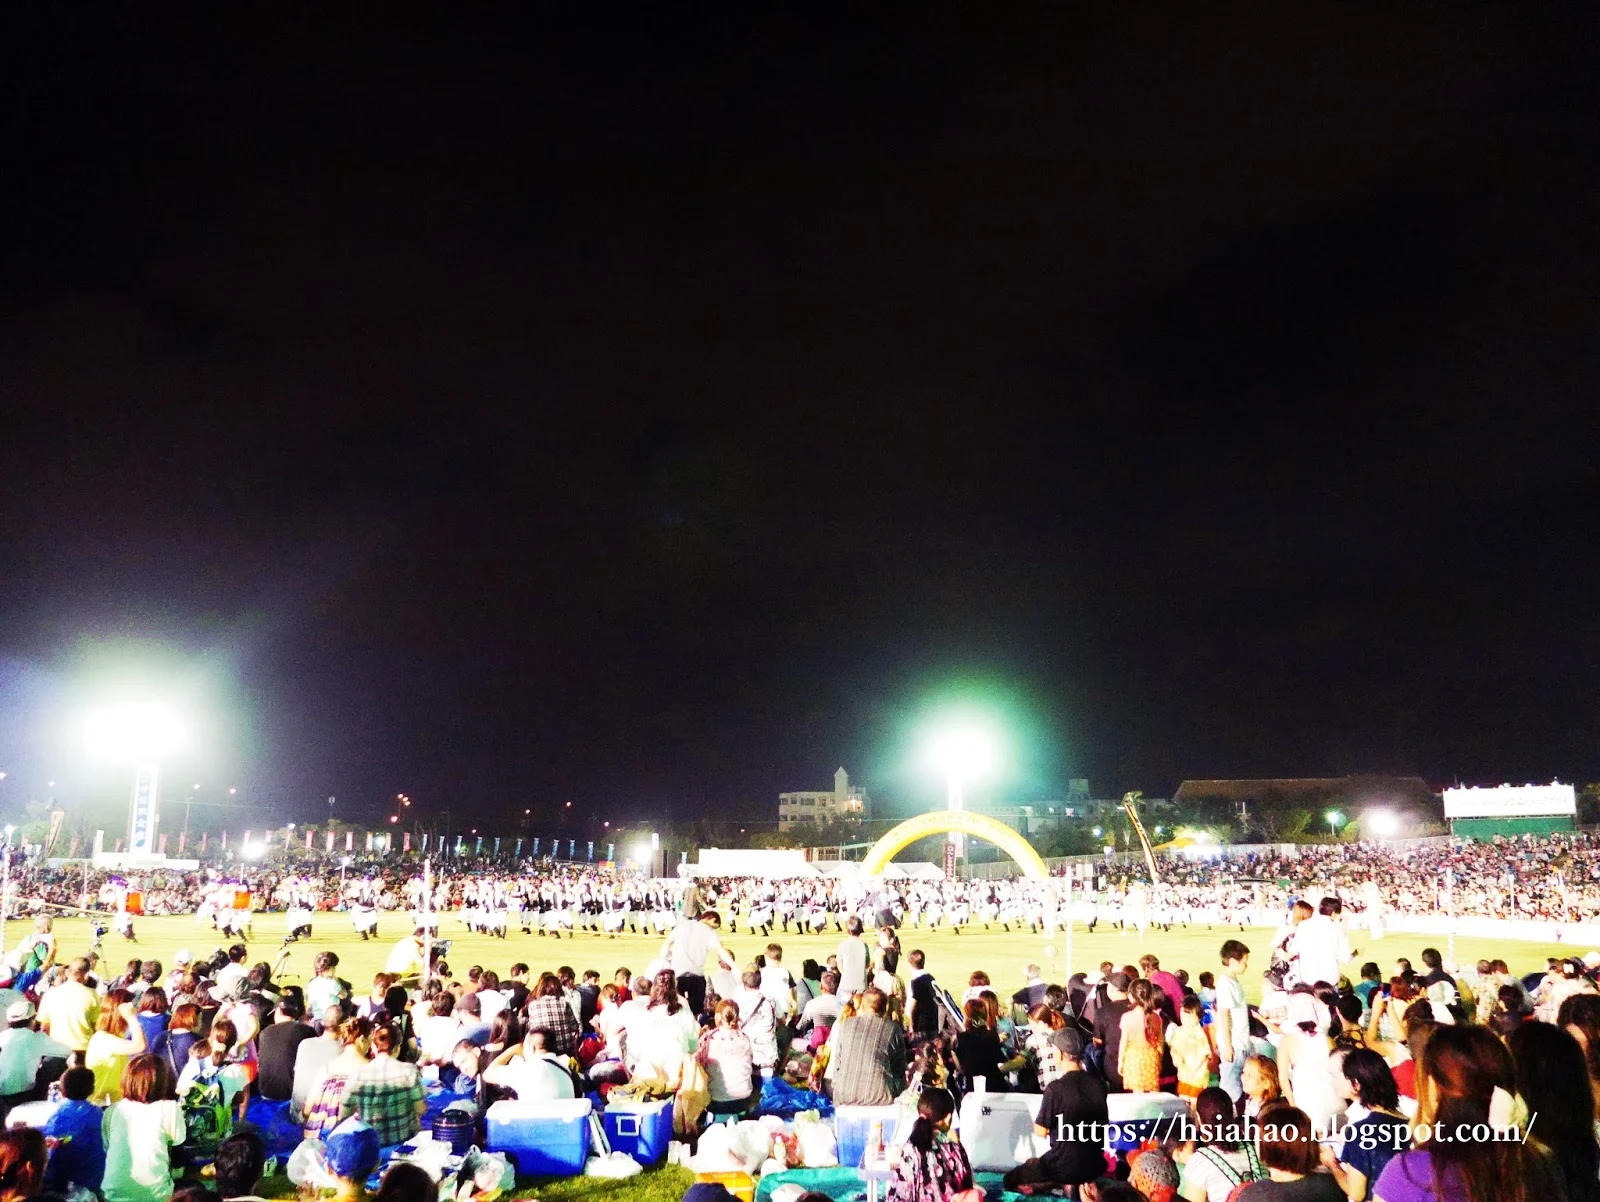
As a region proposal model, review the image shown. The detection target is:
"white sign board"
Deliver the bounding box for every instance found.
[696,847,809,877]
[128,763,160,856]
[1442,783,1575,819]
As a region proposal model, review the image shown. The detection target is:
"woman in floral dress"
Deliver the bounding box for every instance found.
[887,1087,975,1202]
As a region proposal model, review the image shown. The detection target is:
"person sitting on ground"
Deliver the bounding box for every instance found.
[339,1022,425,1150]
[101,1054,185,1202]
[698,1000,756,1117]
[41,1066,105,1195]
[483,1028,576,1102]
[0,1000,68,1117]
[257,994,314,1104]
[523,973,580,1056]
[323,1120,382,1202]
[795,971,842,1038]
[1176,1087,1265,1202]
[955,998,1024,1093]
[1240,1053,1282,1119]
[1001,1028,1108,1193]
[213,1129,269,1202]
[825,986,907,1107]
[887,1086,972,1202]
[304,1017,372,1140]
[292,1006,345,1123]
[1233,1106,1342,1201]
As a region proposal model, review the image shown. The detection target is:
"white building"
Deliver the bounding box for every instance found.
[778,767,870,832]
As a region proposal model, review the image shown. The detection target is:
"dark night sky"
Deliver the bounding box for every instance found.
[1,12,1597,832]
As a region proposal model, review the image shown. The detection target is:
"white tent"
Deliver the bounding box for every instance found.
[878,863,911,879]
[901,862,945,881]
[815,861,864,879]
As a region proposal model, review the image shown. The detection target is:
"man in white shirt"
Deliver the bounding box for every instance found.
[664,911,733,1015]
[214,945,250,1000]
[795,971,842,1035]
[0,1001,69,1103]
[1292,897,1355,989]
[732,969,779,1076]
[835,916,870,997]
[484,1030,575,1101]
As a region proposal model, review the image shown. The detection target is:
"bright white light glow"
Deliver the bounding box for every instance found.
[1367,809,1399,837]
[83,702,185,762]
[241,842,264,861]
[927,728,996,781]
[630,841,651,865]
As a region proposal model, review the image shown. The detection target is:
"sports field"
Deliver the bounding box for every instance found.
[34,910,1580,1001]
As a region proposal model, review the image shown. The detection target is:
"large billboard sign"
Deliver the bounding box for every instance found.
[1443,782,1575,819]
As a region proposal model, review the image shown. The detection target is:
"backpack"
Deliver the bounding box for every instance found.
[182,1066,233,1157]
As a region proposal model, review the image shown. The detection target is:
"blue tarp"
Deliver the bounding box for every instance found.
[759,1077,834,1119]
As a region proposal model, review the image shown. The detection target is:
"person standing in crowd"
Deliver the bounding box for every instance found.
[1003,1029,1109,1194]
[1093,972,1133,1092]
[1277,991,1339,1135]
[907,952,943,1040]
[1374,1024,1565,1202]
[836,916,871,998]
[1292,897,1354,989]
[1169,996,1213,1101]
[887,1087,973,1202]
[1118,979,1163,1093]
[665,911,733,1017]
[1215,941,1252,1103]
[1141,955,1184,1023]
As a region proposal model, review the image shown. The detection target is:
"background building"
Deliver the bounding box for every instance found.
[778,766,870,831]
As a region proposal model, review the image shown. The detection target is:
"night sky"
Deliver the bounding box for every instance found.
[2,13,1597,832]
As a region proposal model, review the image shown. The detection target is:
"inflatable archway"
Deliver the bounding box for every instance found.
[860,810,1049,879]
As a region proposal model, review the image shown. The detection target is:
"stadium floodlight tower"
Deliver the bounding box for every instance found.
[83,700,186,865]
[928,723,997,870]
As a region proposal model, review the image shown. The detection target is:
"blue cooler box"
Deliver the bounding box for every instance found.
[486,1099,593,1176]
[601,1099,674,1166]
[835,1105,900,1168]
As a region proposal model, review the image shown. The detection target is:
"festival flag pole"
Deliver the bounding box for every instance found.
[1445,870,1456,968]
[422,856,433,989]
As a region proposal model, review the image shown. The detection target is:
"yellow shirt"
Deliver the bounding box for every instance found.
[87,1030,137,1104]
[1168,1021,1212,1087]
[38,980,99,1053]
[384,938,424,977]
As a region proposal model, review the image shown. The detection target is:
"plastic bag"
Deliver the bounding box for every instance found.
[795,1119,838,1167]
[729,1121,771,1171]
[584,1151,644,1179]
[286,1138,329,1187]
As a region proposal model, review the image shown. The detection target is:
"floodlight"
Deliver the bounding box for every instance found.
[1367,809,1399,837]
[928,728,996,781]
[241,842,264,861]
[83,701,185,762]
[630,841,651,865]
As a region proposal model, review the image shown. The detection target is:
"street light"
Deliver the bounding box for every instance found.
[1368,809,1399,838]
[926,721,998,866]
[1326,810,1343,837]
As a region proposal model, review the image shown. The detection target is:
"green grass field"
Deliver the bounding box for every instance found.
[44,908,1578,1004]
[59,909,1581,1202]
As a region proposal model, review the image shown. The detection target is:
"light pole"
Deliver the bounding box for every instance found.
[83,700,184,862]
[929,726,996,876]
[1326,810,1343,838]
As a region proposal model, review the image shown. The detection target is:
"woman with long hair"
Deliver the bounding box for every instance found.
[1508,1021,1600,1202]
[1277,988,1340,1133]
[1176,1086,1264,1202]
[887,1087,973,1202]
[698,999,757,1116]
[627,969,700,1079]
[1374,1024,1565,1202]
[1118,979,1163,1093]
[955,998,1023,1093]
[1558,992,1600,1116]
[136,987,171,1058]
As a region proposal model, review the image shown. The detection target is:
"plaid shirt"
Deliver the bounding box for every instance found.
[341,1054,424,1147]
[826,1014,907,1106]
[525,994,581,1055]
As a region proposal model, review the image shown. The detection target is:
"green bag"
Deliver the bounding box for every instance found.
[182,1069,232,1157]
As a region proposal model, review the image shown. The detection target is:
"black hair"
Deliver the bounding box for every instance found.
[59,1067,94,1102]
[1508,1020,1600,1200]
[907,1087,956,1153]
[1341,1048,1400,1112]
[213,1129,266,1199]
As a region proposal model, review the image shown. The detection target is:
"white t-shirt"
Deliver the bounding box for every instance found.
[101,1099,185,1202]
[486,1053,574,1102]
[836,938,869,995]
[214,963,249,999]
[1218,974,1249,1058]
[759,965,795,1020]
[668,921,720,976]
[626,1005,700,1074]
[1290,914,1350,988]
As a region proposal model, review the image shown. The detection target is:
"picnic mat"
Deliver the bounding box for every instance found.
[754,1167,1027,1201]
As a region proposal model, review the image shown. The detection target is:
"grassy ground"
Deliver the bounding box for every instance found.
[53,909,1578,1003]
[68,910,1580,1201]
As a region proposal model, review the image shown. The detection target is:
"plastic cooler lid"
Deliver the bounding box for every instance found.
[486,1098,593,1119]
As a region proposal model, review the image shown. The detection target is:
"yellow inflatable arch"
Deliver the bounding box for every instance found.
[860,810,1050,879]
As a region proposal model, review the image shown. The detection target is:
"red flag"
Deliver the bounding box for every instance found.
[345,830,353,851]
[177,832,186,854]
[403,832,411,853]
[305,829,313,849]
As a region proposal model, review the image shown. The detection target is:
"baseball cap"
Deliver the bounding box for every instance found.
[1108,971,1132,991]
[325,1119,381,1180]
[1048,1028,1086,1059]
[6,1000,35,1022]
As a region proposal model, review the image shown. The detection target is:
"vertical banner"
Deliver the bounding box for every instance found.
[115,838,124,852]
[943,841,956,879]
[587,841,593,861]
[128,763,160,857]
[177,832,186,855]
[403,832,411,852]
[531,837,540,856]
[305,829,313,849]
[69,835,81,859]
[44,810,66,857]
[475,836,483,855]
[325,830,335,853]
[421,834,429,851]
[493,837,501,855]
[243,830,253,847]
[201,831,209,852]
[94,830,106,856]
[158,833,168,854]
[455,835,464,856]
[515,839,522,858]
[607,842,614,861]
[365,832,373,852]
[567,838,576,858]
[345,830,354,852]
